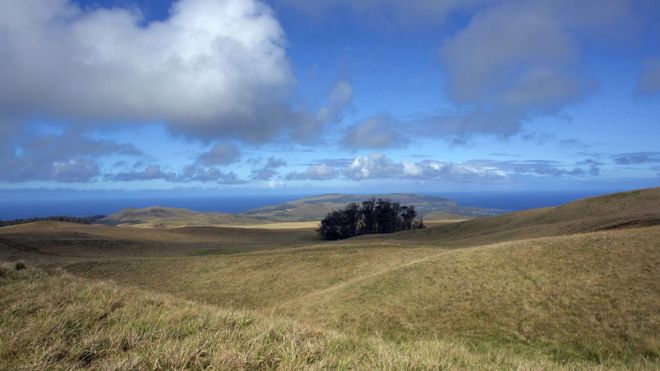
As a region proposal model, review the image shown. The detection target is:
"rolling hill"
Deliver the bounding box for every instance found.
[99,206,261,228]
[1,187,658,369]
[100,193,502,228]
[5,264,640,370]
[242,193,502,221]
[386,187,660,247]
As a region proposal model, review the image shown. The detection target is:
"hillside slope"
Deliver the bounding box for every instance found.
[387,187,660,246]
[242,193,502,222]
[62,226,660,365]
[98,193,502,228]
[1,187,659,369]
[280,227,660,362]
[99,206,261,228]
[0,221,317,261]
[1,266,625,370]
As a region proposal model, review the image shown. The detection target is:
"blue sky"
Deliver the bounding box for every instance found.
[0,0,659,195]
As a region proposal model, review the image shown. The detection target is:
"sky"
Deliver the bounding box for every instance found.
[1,0,659,197]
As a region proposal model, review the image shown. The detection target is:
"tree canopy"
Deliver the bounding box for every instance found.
[318,199,425,240]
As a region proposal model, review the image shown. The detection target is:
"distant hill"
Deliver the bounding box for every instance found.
[98,194,502,228]
[242,193,502,222]
[0,215,101,227]
[389,187,660,246]
[99,206,260,228]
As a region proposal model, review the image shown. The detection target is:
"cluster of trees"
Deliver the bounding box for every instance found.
[319,199,425,240]
[0,216,101,227]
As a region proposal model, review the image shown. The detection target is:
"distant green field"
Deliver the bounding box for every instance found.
[1,188,659,369]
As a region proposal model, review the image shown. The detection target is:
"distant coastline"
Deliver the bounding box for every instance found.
[0,190,616,220]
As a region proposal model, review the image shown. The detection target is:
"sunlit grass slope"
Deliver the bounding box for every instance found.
[64,227,660,365]
[283,227,660,362]
[388,187,660,247]
[1,266,629,370]
[1,187,659,369]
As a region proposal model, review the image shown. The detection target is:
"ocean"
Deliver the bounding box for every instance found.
[0,190,614,221]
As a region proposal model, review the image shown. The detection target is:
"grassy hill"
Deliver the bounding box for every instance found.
[1,187,659,369]
[100,193,502,228]
[386,187,660,247]
[4,266,638,370]
[242,193,502,222]
[99,206,262,228]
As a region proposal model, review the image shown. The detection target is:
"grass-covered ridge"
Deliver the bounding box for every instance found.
[386,187,660,246]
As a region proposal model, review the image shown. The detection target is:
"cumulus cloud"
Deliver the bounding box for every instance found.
[443,158,603,178]
[250,157,287,180]
[196,143,241,166]
[286,164,337,180]
[109,165,176,182]
[344,154,507,182]
[108,163,242,184]
[178,164,243,184]
[286,0,642,141]
[435,1,606,137]
[343,114,407,149]
[636,57,660,96]
[0,127,142,183]
[341,153,601,182]
[0,0,306,142]
[345,153,402,180]
[411,161,507,181]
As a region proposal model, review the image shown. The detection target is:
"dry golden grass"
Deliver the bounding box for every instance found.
[60,227,660,365]
[1,266,652,370]
[226,221,321,229]
[1,187,659,369]
[282,228,660,361]
[382,187,660,248]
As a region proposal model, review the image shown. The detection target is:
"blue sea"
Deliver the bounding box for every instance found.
[0,190,617,220]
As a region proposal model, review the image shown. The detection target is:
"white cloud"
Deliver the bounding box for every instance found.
[402,162,423,177]
[0,0,300,142]
[109,165,176,182]
[345,154,506,182]
[435,1,601,137]
[345,153,401,180]
[0,126,142,183]
[108,163,243,184]
[178,164,242,184]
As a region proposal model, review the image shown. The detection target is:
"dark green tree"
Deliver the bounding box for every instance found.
[318,199,424,240]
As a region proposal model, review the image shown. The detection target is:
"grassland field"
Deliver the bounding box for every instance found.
[1,188,659,370]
